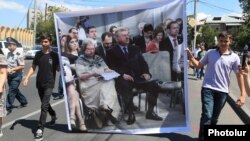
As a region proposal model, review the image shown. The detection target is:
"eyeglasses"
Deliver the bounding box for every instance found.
[72,32,78,34]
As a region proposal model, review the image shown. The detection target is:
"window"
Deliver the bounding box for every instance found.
[213,17,221,21]
[4,42,8,48]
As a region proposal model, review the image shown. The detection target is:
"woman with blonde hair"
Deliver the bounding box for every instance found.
[0,49,8,138]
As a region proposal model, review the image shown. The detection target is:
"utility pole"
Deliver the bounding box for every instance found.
[193,0,198,51]
[33,0,37,48]
[45,3,48,21]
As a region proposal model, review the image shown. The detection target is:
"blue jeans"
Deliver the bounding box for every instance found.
[6,75,28,110]
[198,87,228,141]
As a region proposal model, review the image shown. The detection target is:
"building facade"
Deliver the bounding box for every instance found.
[0,26,34,49]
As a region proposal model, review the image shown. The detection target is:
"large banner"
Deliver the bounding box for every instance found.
[54,0,189,134]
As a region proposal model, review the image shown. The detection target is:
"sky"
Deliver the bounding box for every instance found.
[0,0,243,29]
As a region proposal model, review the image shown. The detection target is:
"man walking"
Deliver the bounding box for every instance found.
[5,37,28,114]
[23,33,59,141]
[187,32,246,141]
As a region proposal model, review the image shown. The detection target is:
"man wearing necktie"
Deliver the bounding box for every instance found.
[122,46,128,58]
[107,28,163,125]
[159,21,182,81]
[173,38,178,47]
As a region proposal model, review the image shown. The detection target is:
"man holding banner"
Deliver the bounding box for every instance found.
[187,32,246,141]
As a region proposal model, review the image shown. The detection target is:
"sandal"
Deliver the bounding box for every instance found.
[79,123,88,132]
[70,118,76,129]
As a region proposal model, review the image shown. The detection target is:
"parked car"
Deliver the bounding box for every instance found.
[23,48,31,56]
[25,45,42,59]
[0,39,23,56]
[25,46,58,59]
[51,47,58,53]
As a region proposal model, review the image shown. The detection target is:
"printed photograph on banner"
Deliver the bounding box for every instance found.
[54,0,189,134]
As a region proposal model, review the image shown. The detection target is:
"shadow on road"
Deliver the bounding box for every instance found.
[151,133,198,141]
[188,78,198,81]
[9,119,37,135]
[9,119,69,135]
[46,123,69,133]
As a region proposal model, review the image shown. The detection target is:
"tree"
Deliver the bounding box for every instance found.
[234,25,250,51]
[35,6,67,45]
[187,25,194,46]
[239,0,250,25]
[196,24,218,50]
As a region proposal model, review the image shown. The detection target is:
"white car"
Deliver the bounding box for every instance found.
[25,45,42,59]
[0,40,23,56]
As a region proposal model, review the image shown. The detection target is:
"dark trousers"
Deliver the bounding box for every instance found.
[198,88,228,141]
[115,78,159,114]
[58,74,63,95]
[6,75,28,110]
[37,87,56,130]
[199,67,204,79]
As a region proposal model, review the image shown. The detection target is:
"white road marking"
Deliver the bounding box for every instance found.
[2,99,64,129]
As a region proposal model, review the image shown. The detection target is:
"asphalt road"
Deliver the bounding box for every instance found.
[0,62,248,141]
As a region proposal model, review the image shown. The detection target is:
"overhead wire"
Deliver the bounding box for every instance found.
[15,0,34,28]
[199,0,242,15]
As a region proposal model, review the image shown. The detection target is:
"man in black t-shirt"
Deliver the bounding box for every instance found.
[23,33,59,141]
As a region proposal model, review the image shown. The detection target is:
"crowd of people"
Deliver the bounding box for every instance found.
[56,16,185,131]
[0,16,185,140]
[2,14,249,141]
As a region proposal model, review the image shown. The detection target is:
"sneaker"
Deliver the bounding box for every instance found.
[58,95,64,99]
[7,110,12,115]
[19,103,28,108]
[34,129,43,141]
[12,105,19,108]
[49,116,57,126]
[53,94,64,100]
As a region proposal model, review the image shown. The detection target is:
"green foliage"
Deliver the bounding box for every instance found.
[234,25,250,51]
[197,24,218,49]
[239,0,250,24]
[35,6,66,45]
[187,25,193,45]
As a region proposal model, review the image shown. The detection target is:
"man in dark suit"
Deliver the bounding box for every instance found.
[107,28,162,125]
[133,23,153,53]
[160,21,182,81]
[95,32,113,63]
[86,26,101,47]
